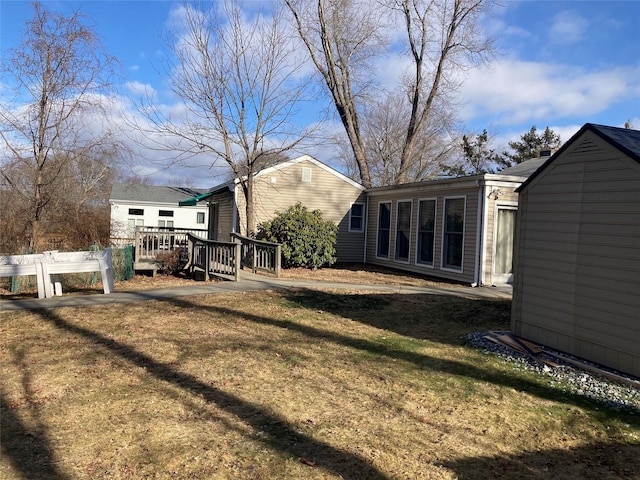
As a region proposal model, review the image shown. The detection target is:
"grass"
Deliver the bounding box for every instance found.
[2,287,639,480]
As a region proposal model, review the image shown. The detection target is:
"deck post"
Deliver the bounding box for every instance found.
[204,242,211,281]
[234,243,241,281]
[274,244,281,278]
[252,243,257,274]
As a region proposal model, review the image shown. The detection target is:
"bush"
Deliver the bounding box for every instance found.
[257,203,337,269]
[156,248,188,275]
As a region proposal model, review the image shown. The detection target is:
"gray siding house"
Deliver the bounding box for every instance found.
[511,123,640,377]
[363,163,545,286]
[115,155,550,284]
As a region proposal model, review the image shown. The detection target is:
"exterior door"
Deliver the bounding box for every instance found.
[208,203,219,240]
[493,207,516,285]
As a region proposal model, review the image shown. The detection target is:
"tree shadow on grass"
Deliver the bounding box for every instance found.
[6,289,638,479]
[1,389,69,480]
[170,289,638,420]
[17,307,391,480]
[437,441,640,479]
[279,288,512,344]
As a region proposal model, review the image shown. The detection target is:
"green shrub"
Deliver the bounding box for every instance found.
[257,203,337,269]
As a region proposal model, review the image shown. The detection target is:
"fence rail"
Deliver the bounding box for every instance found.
[231,233,281,277]
[187,233,240,281]
[133,227,208,264]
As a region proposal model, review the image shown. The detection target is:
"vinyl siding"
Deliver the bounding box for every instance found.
[512,130,640,377]
[205,191,236,241]
[235,158,366,262]
[365,180,481,284]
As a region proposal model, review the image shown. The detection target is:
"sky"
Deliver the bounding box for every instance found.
[1,0,639,187]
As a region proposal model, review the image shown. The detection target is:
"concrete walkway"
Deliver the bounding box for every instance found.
[1,271,512,312]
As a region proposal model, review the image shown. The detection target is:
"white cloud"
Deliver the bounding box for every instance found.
[125,81,156,98]
[549,10,589,45]
[459,60,640,126]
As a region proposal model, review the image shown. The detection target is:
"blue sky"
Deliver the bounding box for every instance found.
[2,0,639,187]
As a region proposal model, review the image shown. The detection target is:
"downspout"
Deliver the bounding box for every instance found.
[480,183,490,286]
[472,179,485,287]
[363,194,369,263]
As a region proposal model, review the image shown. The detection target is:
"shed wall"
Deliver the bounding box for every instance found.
[512,131,640,377]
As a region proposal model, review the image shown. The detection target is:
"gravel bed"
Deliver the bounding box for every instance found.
[464,331,640,413]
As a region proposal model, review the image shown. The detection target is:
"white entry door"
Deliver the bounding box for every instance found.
[493,207,516,285]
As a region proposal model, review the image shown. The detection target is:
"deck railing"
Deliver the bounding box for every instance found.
[134,227,208,263]
[187,233,240,281]
[230,233,281,277]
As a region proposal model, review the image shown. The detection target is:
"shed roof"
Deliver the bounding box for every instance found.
[517,123,640,192]
[110,184,208,204]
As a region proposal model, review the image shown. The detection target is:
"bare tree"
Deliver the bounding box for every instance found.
[394,0,492,182]
[339,90,457,186]
[286,0,493,187]
[0,2,122,251]
[285,0,387,188]
[137,0,313,235]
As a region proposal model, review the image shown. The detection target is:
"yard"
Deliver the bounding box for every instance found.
[1,272,639,479]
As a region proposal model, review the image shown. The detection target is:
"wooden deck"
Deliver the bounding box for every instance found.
[132,227,280,281]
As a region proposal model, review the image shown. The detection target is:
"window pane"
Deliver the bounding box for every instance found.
[350,203,364,231]
[443,198,464,270]
[445,199,464,233]
[159,210,174,217]
[377,203,391,258]
[197,212,205,224]
[417,200,435,265]
[128,208,144,215]
[395,201,411,261]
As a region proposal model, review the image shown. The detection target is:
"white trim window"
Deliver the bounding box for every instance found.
[442,197,465,271]
[127,218,143,237]
[349,202,365,232]
[197,212,206,224]
[416,198,436,266]
[376,201,391,259]
[395,200,412,262]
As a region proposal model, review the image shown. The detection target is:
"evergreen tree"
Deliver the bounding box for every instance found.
[498,126,561,168]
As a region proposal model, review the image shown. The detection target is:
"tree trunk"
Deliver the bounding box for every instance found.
[244,173,256,237]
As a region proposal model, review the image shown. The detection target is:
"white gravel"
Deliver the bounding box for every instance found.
[464,331,640,413]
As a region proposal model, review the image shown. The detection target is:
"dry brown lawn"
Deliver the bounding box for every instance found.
[1,266,639,479]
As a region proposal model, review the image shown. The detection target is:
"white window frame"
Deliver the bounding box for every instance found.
[394,199,413,263]
[376,201,392,260]
[127,218,144,237]
[348,202,365,232]
[415,197,437,268]
[441,196,466,272]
